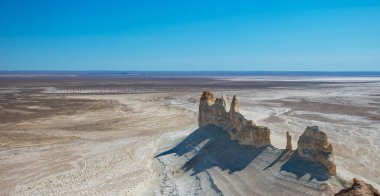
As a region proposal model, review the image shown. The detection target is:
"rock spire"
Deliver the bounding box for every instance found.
[286,131,292,151]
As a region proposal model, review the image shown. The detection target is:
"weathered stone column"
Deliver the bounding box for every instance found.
[286,131,292,151]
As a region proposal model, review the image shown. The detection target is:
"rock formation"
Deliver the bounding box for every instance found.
[286,131,292,151]
[198,91,271,147]
[297,126,336,175]
[198,91,338,177]
[335,178,380,196]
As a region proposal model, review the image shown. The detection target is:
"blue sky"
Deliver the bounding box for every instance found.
[0,0,379,71]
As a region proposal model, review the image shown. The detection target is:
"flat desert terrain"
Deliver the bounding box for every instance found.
[1,74,379,195]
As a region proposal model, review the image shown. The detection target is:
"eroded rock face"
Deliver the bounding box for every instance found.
[335,178,380,196]
[198,91,271,147]
[297,126,336,175]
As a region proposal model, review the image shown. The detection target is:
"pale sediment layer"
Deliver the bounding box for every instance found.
[1,77,380,195]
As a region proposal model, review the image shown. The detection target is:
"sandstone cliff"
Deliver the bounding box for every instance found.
[198,91,337,176]
[335,178,380,196]
[198,91,271,147]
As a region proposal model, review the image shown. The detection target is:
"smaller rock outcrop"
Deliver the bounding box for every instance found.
[335,178,380,196]
[297,126,336,175]
[286,131,292,151]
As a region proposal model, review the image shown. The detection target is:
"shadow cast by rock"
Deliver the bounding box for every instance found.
[280,152,330,181]
[156,124,268,175]
[156,124,331,181]
[155,124,222,158]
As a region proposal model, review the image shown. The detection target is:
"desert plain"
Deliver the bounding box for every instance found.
[0,74,379,195]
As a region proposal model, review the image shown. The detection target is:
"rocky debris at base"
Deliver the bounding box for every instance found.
[335,178,380,196]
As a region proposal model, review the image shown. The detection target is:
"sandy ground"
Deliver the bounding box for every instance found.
[0,92,196,195]
[0,76,379,195]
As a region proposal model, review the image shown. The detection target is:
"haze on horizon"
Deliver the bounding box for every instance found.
[0,0,379,71]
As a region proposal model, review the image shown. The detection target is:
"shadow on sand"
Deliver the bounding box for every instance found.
[280,152,330,181]
[155,125,268,175]
[156,124,330,181]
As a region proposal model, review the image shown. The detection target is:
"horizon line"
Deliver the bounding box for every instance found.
[1,70,380,73]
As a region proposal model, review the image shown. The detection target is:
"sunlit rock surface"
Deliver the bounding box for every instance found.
[297,126,337,175]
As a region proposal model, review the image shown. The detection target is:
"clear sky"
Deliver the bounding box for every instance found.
[0,0,379,71]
